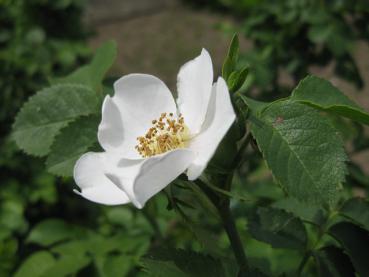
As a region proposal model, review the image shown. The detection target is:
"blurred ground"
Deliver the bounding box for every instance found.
[87,0,369,171]
[87,0,251,91]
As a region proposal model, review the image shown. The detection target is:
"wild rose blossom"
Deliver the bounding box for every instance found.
[73,49,236,208]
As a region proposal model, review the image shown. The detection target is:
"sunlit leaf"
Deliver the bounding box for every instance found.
[291,75,369,125]
[248,99,347,205]
[227,66,249,93]
[222,33,239,81]
[12,84,99,156]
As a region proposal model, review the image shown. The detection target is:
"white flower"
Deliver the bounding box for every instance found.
[73,49,236,208]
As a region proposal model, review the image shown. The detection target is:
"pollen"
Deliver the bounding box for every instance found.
[135,113,190,158]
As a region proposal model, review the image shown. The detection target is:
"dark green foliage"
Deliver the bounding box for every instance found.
[141,248,226,277]
[329,222,369,276]
[14,251,56,277]
[46,116,100,177]
[340,198,369,231]
[7,1,369,276]
[248,207,307,250]
[272,197,326,225]
[0,0,89,135]
[236,0,368,90]
[27,218,88,247]
[313,246,355,277]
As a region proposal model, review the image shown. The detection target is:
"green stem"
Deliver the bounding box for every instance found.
[297,228,324,275]
[296,210,338,275]
[232,132,252,169]
[297,249,313,276]
[218,204,249,275]
[209,171,249,275]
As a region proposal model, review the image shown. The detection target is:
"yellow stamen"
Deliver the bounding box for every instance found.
[135,113,190,157]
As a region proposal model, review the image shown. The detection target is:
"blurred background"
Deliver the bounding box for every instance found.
[1,0,369,276]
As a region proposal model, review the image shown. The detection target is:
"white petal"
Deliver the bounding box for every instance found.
[98,74,177,158]
[98,96,124,151]
[187,77,236,180]
[177,49,213,135]
[132,149,195,208]
[73,152,131,205]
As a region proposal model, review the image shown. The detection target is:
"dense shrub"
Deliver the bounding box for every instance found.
[0,0,89,275]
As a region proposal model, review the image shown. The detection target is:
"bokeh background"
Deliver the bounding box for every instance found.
[1,0,369,276]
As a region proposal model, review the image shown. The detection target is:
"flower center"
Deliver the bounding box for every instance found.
[135,112,190,158]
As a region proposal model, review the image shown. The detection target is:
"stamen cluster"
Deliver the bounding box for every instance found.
[135,112,188,157]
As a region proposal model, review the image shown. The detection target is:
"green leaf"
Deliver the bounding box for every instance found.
[222,34,239,81]
[50,233,139,258]
[101,254,133,277]
[248,207,307,250]
[272,197,325,225]
[141,259,187,277]
[12,84,99,156]
[200,175,251,203]
[142,248,226,277]
[249,100,347,205]
[239,95,270,115]
[0,239,18,276]
[339,198,369,231]
[51,240,91,258]
[179,180,220,221]
[51,40,117,90]
[27,219,87,247]
[291,75,369,125]
[46,115,100,177]
[329,222,369,277]
[313,246,355,277]
[14,251,56,277]
[41,256,91,277]
[227,67,249,93]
